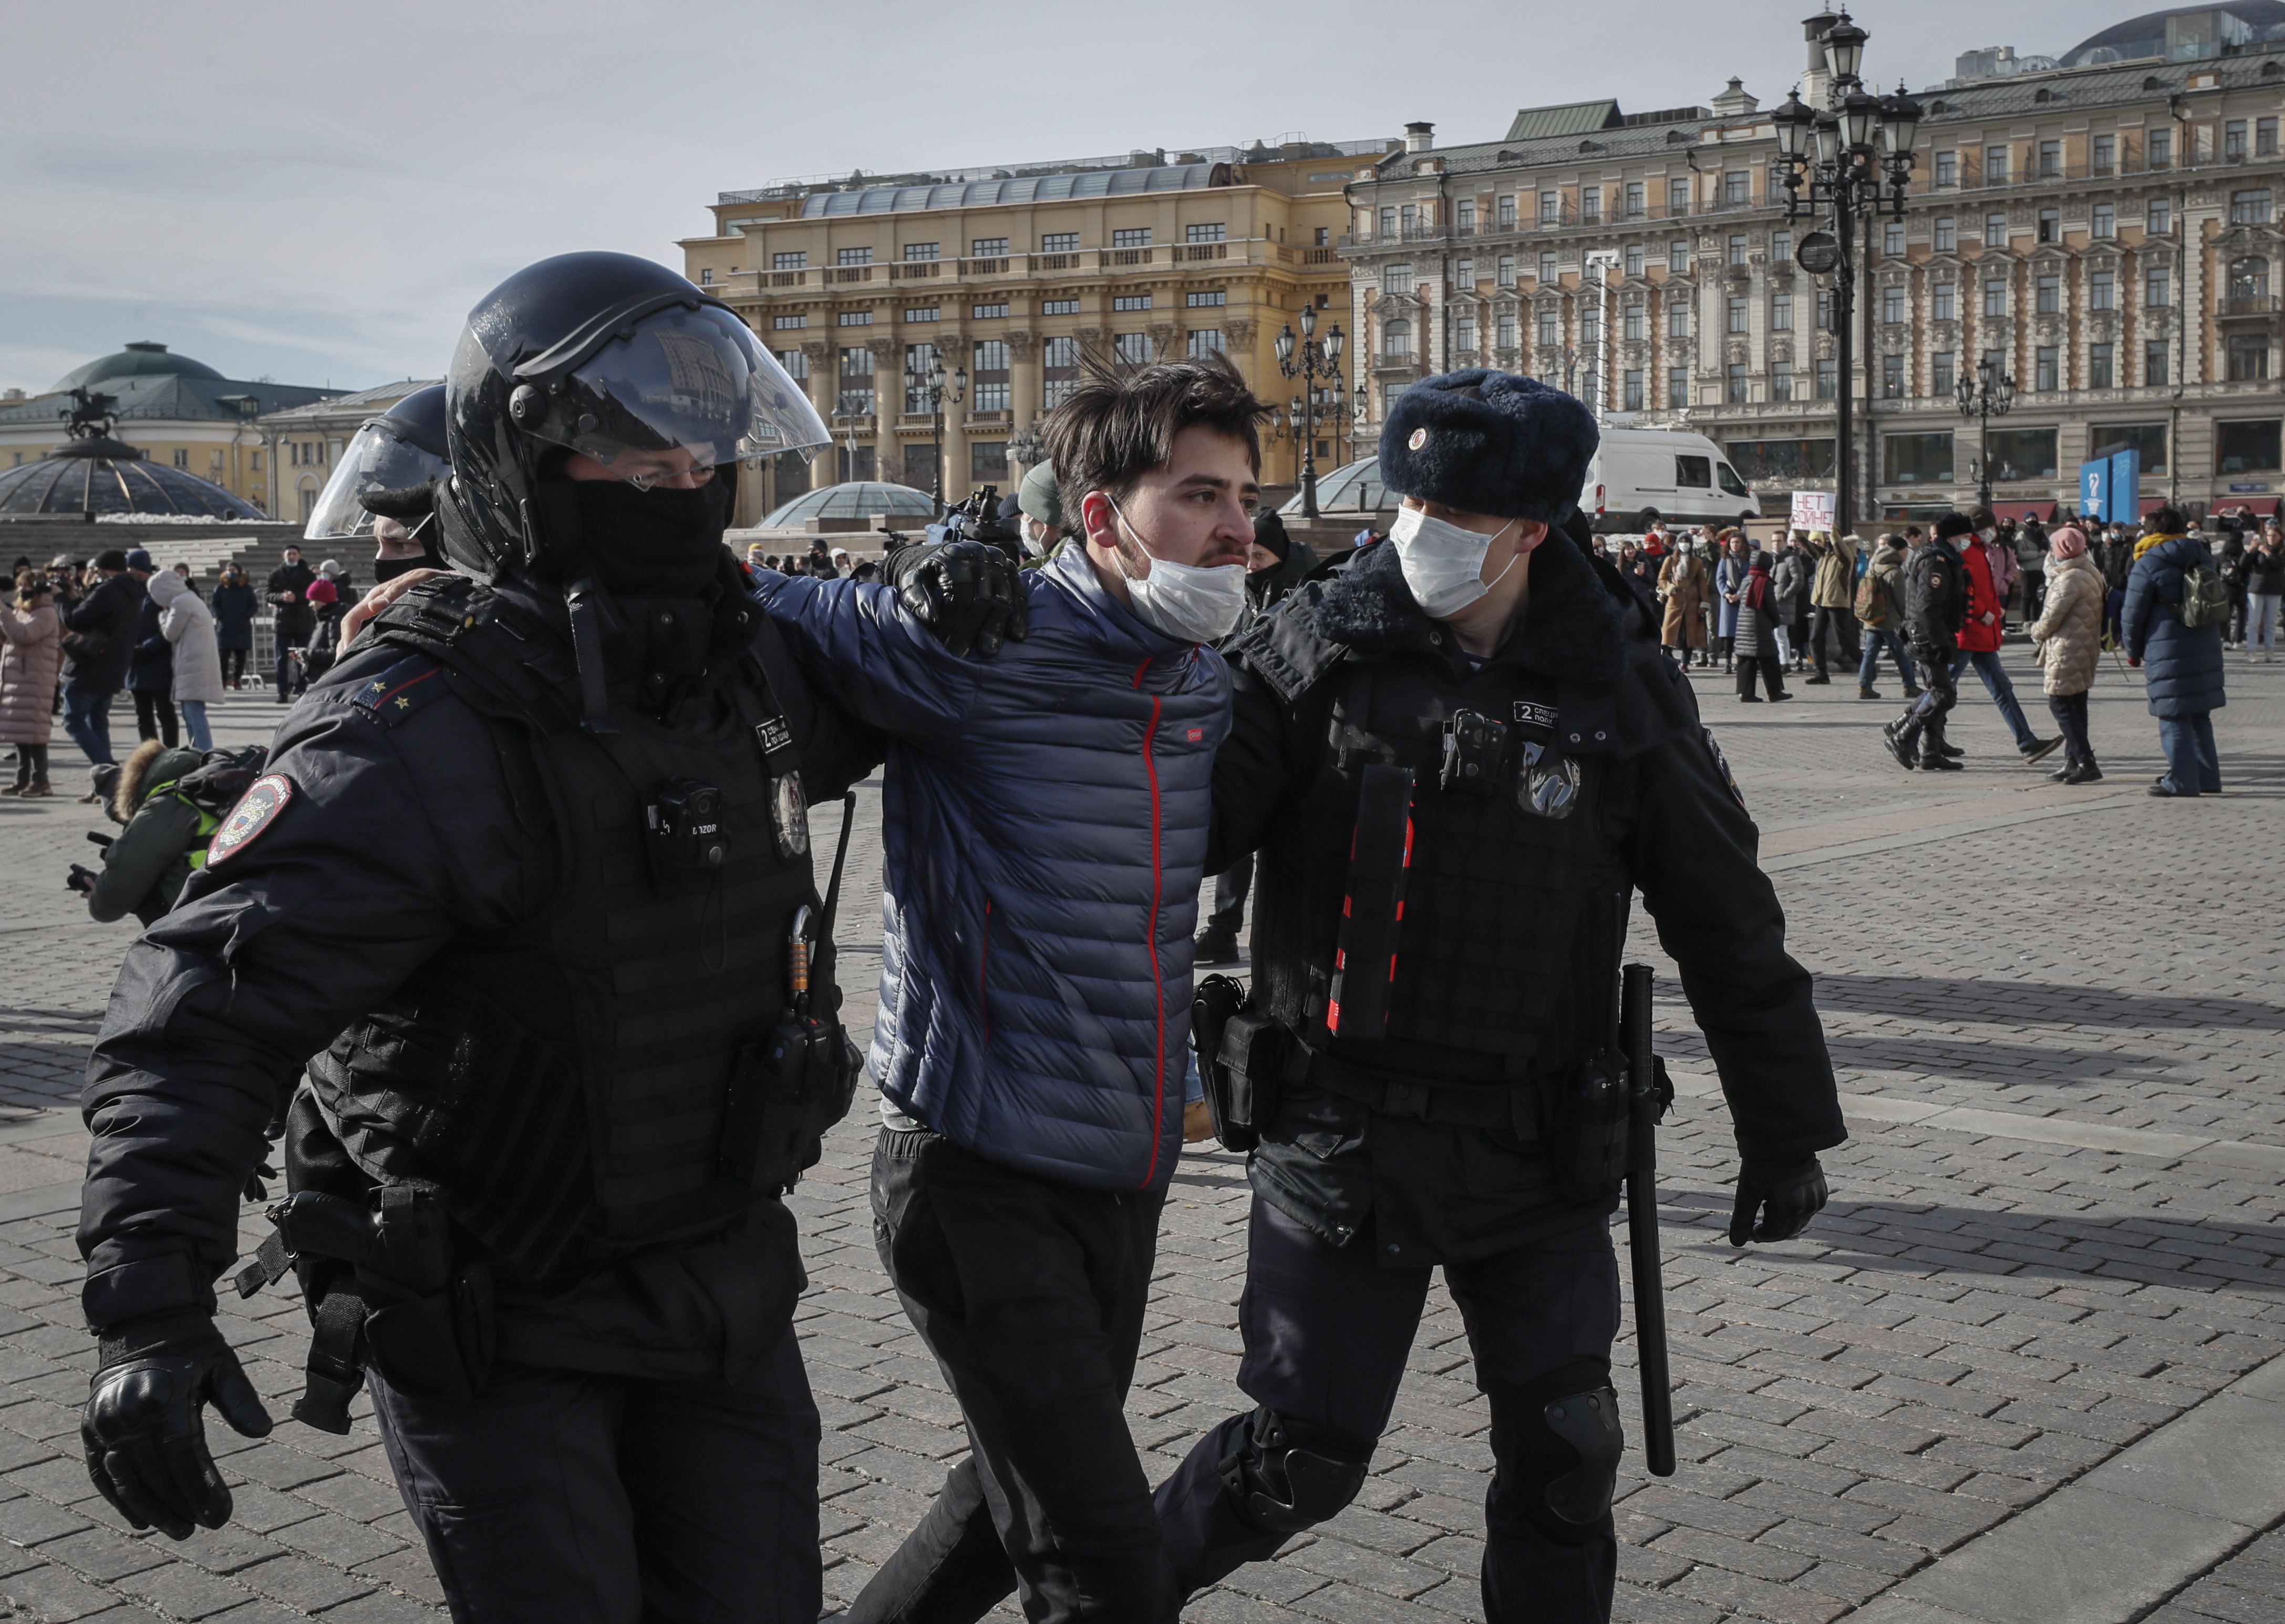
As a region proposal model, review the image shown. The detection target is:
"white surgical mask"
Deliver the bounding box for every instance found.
[1107,498,1246,643]
[1389,503,1519,617]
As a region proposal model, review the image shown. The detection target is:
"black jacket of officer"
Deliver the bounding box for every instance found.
[74,252,880,1586]
[1904,531,1969,655]
[1211,525,1844,1266]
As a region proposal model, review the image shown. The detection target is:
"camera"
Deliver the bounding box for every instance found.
[1440,709,1512,799]
[925,485,1022,561]
[645,778,727,875]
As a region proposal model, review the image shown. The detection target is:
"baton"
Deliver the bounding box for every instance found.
[1621,962,1676,1478]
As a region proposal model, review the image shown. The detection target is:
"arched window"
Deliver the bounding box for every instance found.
[1382,319,1412,359]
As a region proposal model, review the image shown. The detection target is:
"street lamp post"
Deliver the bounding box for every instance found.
[1955,357,2015,510]
[904,354,966,514]
[1276,305,1346,519]
[1009,420,1048,475]
[1769,12,1920,537]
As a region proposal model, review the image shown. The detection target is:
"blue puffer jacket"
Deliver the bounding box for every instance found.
[755,545,1231,1192]
[2124,535,2227,718]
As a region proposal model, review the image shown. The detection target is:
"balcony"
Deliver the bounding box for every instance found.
[890,262,942,281]
[716,240,1301,303]
[2218,294,2281,317]
[1100,247,1154,268]
[1372,350,1421,374]
[828,265,874,284]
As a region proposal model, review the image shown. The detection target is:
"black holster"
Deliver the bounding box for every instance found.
[1544,1054,1632,1203]
[236,1182,497,1434]
[1192,973,1295,1153]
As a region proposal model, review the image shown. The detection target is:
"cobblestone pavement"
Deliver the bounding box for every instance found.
[0,640,2279,1624]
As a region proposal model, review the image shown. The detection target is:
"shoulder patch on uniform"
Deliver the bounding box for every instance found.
[351,654,450,727]
[207,774,294,866]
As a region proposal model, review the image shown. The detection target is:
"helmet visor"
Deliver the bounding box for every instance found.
[305,420,449,541]
[525,303,829,486]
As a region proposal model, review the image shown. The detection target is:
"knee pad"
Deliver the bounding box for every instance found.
[1217,1406,1376,1535]
[1486,1359,1625,1548]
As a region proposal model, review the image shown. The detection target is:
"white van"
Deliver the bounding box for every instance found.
[1581,429,1758,533]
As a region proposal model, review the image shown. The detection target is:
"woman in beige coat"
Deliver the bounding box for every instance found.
[2029,525,2104,784]
[1657,539,1712,664]
[0,570,63,796]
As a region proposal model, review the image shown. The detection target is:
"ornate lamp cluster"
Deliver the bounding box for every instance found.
[1956,357,2017,508]
[1760,11,1924,535]
[1275,303,1345,518]
[1769,14,1922,226]
[903,354,967,512]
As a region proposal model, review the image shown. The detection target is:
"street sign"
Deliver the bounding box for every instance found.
[1795,232,1842,274]
[1789,490,1836,531]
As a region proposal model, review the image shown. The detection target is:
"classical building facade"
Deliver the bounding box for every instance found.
[256,380,439,526]
[0,344,336,516]
[681,139,1388,523]
[1342,12,2285,523]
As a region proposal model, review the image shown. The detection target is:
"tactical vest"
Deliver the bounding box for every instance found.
[1251,651,1630,1071]
[302,576,826,1284]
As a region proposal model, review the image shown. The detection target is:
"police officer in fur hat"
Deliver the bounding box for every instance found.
[1153,370,1847,1623]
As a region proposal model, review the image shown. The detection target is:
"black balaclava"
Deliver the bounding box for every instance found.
[372,540,443,583]
[569,478,731,599]
[564,472,743,719]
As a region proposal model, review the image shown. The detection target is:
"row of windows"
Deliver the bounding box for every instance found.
[766,224,1241,272]
[1383,139,2271,234]
[768,287,1230,333]
[776,334,1229,413]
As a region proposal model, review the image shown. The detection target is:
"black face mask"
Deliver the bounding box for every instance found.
[568,477,731,598]
[371,540,442,583]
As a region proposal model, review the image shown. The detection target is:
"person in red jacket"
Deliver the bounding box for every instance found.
[1949,511,2059,764]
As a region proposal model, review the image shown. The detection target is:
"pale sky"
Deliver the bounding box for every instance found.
[1,0,2106,398]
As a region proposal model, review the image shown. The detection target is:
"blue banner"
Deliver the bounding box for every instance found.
[2077,449,2141,522]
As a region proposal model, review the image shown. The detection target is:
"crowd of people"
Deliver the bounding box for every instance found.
[1580,502,2242,797]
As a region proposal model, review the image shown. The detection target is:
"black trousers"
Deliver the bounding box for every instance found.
[368,1332,821,1624]
[1735,652,1786,699]
[1204,853,1253,940]
[1808,606,1860,675]
[221,647,247,685]
[131,689,177,748]
[2047,689,2095,771]
[1900,651,1958,743]
[1155,1200,1621,1623]
[850,1128,1173,1624]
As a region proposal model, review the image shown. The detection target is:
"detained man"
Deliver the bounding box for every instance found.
[750,355,1268,1624]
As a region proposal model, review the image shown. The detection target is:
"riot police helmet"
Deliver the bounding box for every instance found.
[440,251,829,576]
[305,384,450,544]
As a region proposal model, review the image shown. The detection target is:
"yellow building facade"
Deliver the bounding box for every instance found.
[0,344,337,514]
[681,139,1391,523]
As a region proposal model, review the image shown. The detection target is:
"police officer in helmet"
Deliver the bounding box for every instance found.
[304,382,452,591]
[75,251,882,1622]
[1156,371,1845,1622]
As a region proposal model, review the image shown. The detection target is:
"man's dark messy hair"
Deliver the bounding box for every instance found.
[1043,350,1272,537]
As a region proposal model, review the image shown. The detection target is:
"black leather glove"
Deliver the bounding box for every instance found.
[82,1311,273,1539]
[1728,1154,1829,1246]
[885,540,1030,658]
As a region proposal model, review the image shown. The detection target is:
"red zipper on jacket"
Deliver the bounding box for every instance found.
[1133,657,1169,1188]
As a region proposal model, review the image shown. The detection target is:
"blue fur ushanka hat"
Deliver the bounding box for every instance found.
[1378,370,1598,523]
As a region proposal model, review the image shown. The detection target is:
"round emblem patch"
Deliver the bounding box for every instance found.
[1408,428,1429,450]
[208,774,295,866]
